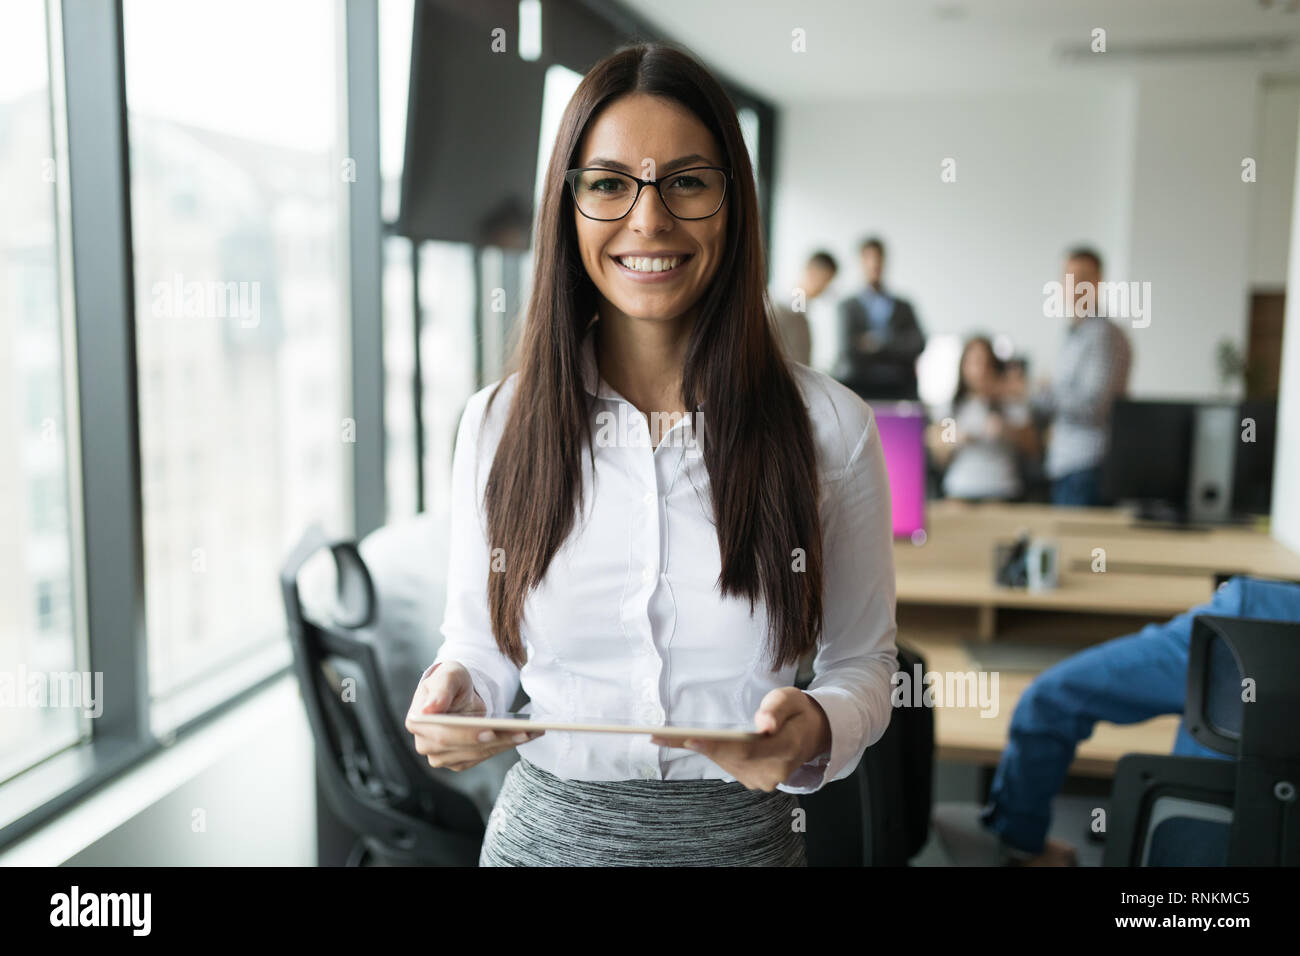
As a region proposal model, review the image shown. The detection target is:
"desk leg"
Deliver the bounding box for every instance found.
[976,605,996,642]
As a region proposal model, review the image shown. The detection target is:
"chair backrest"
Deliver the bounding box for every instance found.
[1105,614,1300,866]
[860,642,934,864]
[799,642,934,866]
[1191,614,1300,865]
[281,525,484,865]
[1104,754,1237,866]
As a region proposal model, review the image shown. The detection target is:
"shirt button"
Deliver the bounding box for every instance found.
[642,566,655,584]
[643,492,654,506]
[639,766,657,780]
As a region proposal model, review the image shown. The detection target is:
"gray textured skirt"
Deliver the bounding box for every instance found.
[479,757,808,866]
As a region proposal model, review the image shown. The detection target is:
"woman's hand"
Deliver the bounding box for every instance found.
[983,412,1006,441]
[649,687,832,792]
[404,661,543,772]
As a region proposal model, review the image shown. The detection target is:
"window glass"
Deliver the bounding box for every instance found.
[124,0,350,714]
[0,0,82,781]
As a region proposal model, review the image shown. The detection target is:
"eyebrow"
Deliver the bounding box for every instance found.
[581,153,715,175]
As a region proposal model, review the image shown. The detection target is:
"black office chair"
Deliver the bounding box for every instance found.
[1104,614,1300,866]
[281,525,486,866]
[799,643,934,866]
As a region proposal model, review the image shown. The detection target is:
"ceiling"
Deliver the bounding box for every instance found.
[617,0,1300,102]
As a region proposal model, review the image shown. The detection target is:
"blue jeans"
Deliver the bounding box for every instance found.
[979,576,1300,854]
[1051,465,1102,507]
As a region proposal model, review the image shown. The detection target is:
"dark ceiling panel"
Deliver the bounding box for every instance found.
[400,0,546,247]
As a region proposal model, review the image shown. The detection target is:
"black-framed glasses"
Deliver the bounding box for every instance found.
[565,166,730,221]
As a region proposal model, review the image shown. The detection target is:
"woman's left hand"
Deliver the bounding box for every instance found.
[649,687,832,792]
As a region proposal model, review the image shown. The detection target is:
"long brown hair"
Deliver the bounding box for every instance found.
[482,44,823,671]
[953,335,1004,411]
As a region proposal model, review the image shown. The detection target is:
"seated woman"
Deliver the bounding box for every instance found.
[926,336,1038,500]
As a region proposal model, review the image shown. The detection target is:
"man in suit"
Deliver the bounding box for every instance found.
[835,237,926,400]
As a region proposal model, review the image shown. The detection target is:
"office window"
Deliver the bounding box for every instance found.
[418,241,477,521]
[380,0,417,520]
[379,0,414,225]
[124,0,350,719]
[0,0,82,783]
[382,235,417,521]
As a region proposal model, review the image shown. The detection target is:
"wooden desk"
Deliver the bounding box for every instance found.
[896,500,1300,639]
[893,501,1300,775]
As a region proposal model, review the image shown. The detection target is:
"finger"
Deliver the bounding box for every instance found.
[428,731,544,766]
[676,738,745,760]
[754,688,804,735]
[411,721,501,747]
[417,675,469,715]
[477,729,545,749]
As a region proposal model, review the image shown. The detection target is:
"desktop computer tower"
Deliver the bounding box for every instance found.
[1187,404,1237,524]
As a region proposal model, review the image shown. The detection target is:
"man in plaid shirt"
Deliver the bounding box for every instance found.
[1035,247,1132,507]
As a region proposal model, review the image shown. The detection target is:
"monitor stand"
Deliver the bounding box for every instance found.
[1130,499,1195,529]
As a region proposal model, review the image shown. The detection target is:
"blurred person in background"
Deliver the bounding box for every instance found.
[770,250,837,366]
[1022,247,1131,507]
[835,236,925,400]
[927,336,1038,500]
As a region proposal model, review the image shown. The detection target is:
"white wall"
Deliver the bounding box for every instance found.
[1272,99,1300,554]
[772,82,1131,394]
[1124,67,1258,400]
[772,67,1281,403]
[1251,80,1300,290]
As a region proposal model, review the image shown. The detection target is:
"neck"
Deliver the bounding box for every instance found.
[593,302,692,417]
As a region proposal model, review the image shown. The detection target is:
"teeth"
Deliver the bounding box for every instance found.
[618,256,682,273]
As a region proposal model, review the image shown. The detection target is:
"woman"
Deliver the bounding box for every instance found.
[928,336,1038,501]
[405,44,897,867]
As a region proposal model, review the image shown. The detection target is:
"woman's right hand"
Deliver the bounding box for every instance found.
[405,661,543,772]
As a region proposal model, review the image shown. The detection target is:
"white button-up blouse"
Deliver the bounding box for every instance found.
[421,326,898,794]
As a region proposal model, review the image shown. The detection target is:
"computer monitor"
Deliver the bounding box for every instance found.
[1234,400,1276,516]
[873,404,927,539]
[1102,400,1194,521]
[1105,398,1276,523]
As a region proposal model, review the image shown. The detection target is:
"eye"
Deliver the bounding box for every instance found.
[666,174,705,191]
[587,177,629,194]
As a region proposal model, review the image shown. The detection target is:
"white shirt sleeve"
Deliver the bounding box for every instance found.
[420,392,522,716]
[778,412,899,794]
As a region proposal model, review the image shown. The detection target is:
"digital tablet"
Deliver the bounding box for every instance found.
[409,711,762,741]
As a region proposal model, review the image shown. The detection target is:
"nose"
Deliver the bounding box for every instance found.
[625,182,675,238]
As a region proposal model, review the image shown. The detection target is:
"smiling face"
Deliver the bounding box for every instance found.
[571,92,728,324]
